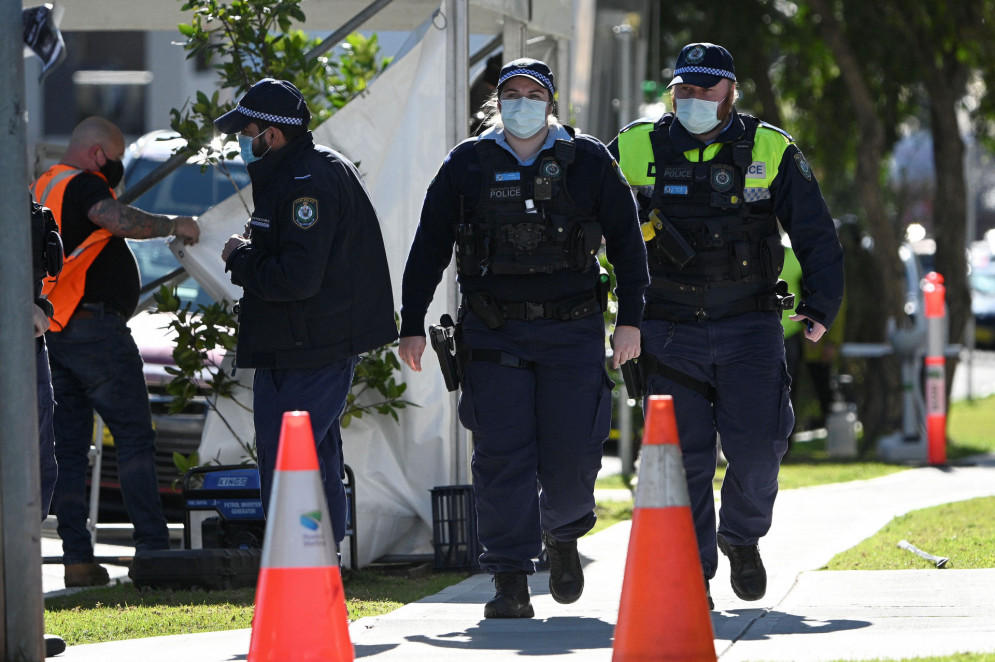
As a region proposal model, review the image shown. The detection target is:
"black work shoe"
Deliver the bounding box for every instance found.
[64,562,110,587]
[542,530,584,604]
[45,633,66,657]
[717,534,767,601]
[705,579,714,610]
[484,571,534,618]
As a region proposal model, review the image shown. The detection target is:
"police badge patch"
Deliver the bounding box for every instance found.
[794,152,813,181]
[711,164,734,192]
[539,158,563,179]
[687,45,706,64]
[293,197,318,229]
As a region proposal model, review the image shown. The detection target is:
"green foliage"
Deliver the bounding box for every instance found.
[343,340,415,428]
[152,286,254,463]
[172,0,392,155]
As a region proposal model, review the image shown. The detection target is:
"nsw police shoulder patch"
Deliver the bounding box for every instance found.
[539,158,563,179]
[711,164,734,192]
[293,197,318,229]
[793,152,813,181]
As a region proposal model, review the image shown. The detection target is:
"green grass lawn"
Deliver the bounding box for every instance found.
[825,496,995,570]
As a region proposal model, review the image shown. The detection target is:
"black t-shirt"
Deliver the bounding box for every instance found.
[60,173,141,317]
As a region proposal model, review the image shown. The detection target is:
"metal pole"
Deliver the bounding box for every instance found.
[0,0,46,658]
[303,0,397,62]
[502,17,528,61]
[964,138,978,400]
[614,24,634,130]
[445,0,470,484]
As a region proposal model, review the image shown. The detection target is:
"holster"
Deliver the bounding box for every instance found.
[429,314,461,392]
[620,359,646,399]
[649,209,695,269]
[611,334,647,399]
[466,291,506,329]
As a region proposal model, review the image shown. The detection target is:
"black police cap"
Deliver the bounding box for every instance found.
[214,78,311,135]
[668,43,736,88]
[496,58,556,97]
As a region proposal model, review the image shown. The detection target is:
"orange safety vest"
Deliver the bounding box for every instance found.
[31,164,115,331]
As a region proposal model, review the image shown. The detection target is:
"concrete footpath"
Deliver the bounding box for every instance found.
[45,455,995,661]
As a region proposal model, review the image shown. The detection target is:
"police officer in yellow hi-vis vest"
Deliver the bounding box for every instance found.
[608,43,844,609]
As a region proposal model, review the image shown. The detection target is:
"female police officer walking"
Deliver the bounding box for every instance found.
[398,59,648,618]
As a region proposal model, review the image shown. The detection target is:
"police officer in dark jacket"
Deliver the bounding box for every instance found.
[29,197,62,521]
[609,43,844,609]
[215,79,398,548]
[399,59,648,618]
[31,197,69,658]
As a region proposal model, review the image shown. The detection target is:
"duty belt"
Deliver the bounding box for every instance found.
[499,295,601,322]
[644,283,795,322]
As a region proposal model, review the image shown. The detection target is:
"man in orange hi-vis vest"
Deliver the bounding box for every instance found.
[32,116,200,587]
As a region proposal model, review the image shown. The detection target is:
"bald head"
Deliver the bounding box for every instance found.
[63,116,125,171]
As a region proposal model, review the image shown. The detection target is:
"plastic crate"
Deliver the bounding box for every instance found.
[431,485,480,571]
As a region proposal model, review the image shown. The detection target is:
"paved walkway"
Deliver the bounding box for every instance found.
[46,455,995,661]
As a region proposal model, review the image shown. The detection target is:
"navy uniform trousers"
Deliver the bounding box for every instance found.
[252,356,358,546]
[458,312,614,574]
[642,311,794,579]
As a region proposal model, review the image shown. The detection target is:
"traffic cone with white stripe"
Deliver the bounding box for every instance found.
[248,411,353,662]
[612,395,715,662]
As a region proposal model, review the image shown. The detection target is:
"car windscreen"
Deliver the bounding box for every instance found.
[123,159,249,218]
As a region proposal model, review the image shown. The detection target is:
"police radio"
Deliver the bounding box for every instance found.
[31,199,63,280]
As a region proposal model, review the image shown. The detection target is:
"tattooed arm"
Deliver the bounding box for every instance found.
[87,198,200,245]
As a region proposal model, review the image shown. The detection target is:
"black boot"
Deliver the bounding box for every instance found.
[45,634,66,657]
[484,571,534,618]
[717,534,767,601]
[542,531,584,604]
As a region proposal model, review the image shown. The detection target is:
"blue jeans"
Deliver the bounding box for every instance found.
[458,313,613,574]
[37,337,58,521]
[47,313,170,563]
[253,357,359,545]
[642,311,793,579]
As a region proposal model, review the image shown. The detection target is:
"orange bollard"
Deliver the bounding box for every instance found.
[248,411,354,662]
[923,272,947,465]
[612,395,716,662]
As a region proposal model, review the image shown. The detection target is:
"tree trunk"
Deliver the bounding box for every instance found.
[809,0,908,448]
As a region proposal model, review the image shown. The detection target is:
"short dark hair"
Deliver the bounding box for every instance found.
[257,120,307,143]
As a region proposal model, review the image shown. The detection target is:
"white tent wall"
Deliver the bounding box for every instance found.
[187,10,456,567]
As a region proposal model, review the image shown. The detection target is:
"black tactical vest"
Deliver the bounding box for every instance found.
[645,114,784,315]
[455,139,602,277]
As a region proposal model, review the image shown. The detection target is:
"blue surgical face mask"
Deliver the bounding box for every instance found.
[500,97,549,139]
[238,130,270,164]
[675,97,723,135]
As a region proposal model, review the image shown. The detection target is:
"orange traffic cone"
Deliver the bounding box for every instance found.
[613,395,715,662]
[248,410,354,662]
